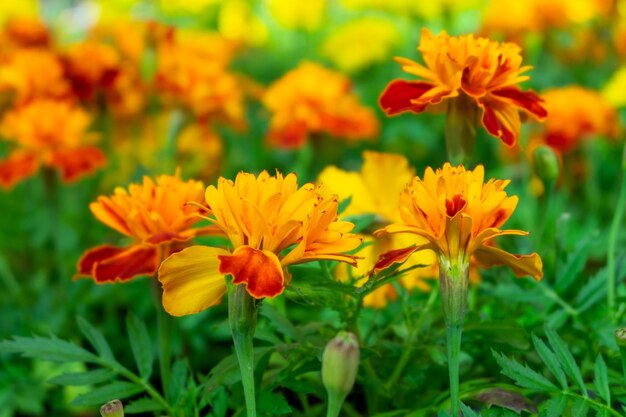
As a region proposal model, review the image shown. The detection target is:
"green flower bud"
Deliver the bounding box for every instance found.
[533,145,560,183]
[100,399,124,417]
[322,331,360,399]
[615,328,626,347]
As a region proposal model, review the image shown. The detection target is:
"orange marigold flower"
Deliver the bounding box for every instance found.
[158,171,362,316]
[2,16,50,48]
[155,31,245,126]
[379,28,547,147]
[262,61,379,148]
[374,163,543,281]
[0,99,105,188]
[540,86,619,154]
[62,40,121,101]
[77,173,210,283]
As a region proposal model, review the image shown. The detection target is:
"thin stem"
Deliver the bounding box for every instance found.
[229,285,258,417]
[151,275,173,400]
[326,391,344,417]
[608,142,626,321]
[446,323,462,417]
[444,95,477,166]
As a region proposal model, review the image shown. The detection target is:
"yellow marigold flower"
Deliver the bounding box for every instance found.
[540,86,619,154]
[321,17,400,74]
[77,173,209,283]
[268,0,326,31]
[0,99,105,188]
[218,0,268,47]
[603,67,626,108]
[379,28,547,147]
[155,31,245,126]
[158,171,362,316]
[0,48,70,103]
[263,61,379,148]
[374,163,543,281]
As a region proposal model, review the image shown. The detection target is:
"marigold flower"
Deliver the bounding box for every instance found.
[268,0,326,31]
[77,174,209,283]
[379,28,547,147]
[62,40,121,101]
[0,99,105,188]
[158,171,361,316]
[374,163,543,281]
[2,16,50,48]
[263,62,379,148]
[540,86,619,154]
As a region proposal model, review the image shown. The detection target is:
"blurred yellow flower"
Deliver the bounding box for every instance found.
[0,0,39,24]
[218,0,268,47]
[321,17,399,74]
[340,0,478,18]
[263,61,379,148]
[603,67,626,107]
[267,0,326,31]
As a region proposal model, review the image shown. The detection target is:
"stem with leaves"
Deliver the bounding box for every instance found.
[151,271,173,400]
[608,142,626,321]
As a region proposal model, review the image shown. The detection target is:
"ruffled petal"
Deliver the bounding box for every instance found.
[371,242,433,274]
[479,99,521,146]
[77,244,159,283]
[474,245,543,280]
[218,245,285,299]
[158,245,229,316]
[492,87,548,120]
[379,80,433,116]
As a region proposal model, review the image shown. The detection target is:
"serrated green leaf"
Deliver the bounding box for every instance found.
[459,403,480,417]
[544,326,586,394]
[126,313,153,379]
[124,397,165,413]
[77,317,115,363]
[492,350,558,391]
[0,335,97,363]
[258,391,291,415]
[532,334,568,389]
[576,268,607,313]
[555,235,591,292]
[572,397,589,417]
[541,395,567,417]
[169,359,188,403]
[49,368,116,386]
[204,347,272,389]
[594,354,610,404]
[71,381,143,406]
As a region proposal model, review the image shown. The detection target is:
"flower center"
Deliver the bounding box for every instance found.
[445,194,467,217]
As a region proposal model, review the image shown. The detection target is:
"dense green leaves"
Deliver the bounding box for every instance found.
[126,313,153,379]
[71,381,143,406]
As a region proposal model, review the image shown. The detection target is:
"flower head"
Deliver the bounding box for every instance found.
[1,16,50,49]
[77,173,208,283]
[158,171,361,316]
[374,163,542,280]
[0,99,105,188]
[263,62,379,148]
[379,28,547,147]
[62,40,121,101]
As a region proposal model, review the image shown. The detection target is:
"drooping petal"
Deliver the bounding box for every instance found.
[158,245,229,316]
[474,245,543,280]
[492,87,547,120]
[77,244,159,283]
[0,151,39,189]
[479,99,521,146]
[218,245,285,299]
[371,242,433,274]
[379,80,433,116]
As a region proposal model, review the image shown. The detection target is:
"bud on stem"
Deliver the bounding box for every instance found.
[322,332,360,417]
[100,399,124,417]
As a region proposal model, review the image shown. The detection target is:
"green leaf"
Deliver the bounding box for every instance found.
[492,350,558,391]
[555,234,592,292]
[124,397,165,414]
[571,397,589,417]
[459,403,480,417]
[126,313,153,379]
[49,368,116,386]
[532,334,568,389]
[257,391,291,415]
[204,347,273,389]
[169,359,188,403]
[71,381,143,406]
[541,395,567,417]
[594,354,610,404]
[544,326,586,394]
[77,317,115,363]
[0,335,97,363]
[337,195,352,215]
[260,303,300,341]
[343,213,376,233]
[576,268,607,313]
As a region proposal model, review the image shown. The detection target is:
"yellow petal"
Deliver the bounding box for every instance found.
[158,246,229,316]
[474,245,543,280]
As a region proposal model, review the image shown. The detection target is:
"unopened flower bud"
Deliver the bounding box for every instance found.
[533,145,559,183]
[100,399,124,417]
[615,328,626,347]
[322,331,360,399]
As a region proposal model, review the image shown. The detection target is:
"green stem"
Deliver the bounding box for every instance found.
[229,285,258,417]
[446,323,462,417]
[326,391,344,417]
[608,142,626,321]
[444,95,477,166]
[151,277,173,400]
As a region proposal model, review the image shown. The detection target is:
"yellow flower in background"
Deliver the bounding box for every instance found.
[263,61,379,148]
[318,151,438,307]
[0,0,39,24]
[267,0,326,31]
[218,0,268,47]
[158,171,361,316]
[603,67,626,107]
[321,17,400,74]
[374,163,543,281]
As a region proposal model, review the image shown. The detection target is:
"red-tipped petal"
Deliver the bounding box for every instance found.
[492,88,548,120]
[480,102,520,146]
[77,244,159,283]
[0,152,39,189]
[218,246,285,299]
[48,146,106,183]
[372,245,419,274]
[379,80,433,116]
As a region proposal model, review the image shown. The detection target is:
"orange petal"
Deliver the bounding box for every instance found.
[48,146,106,183]
[77,244,158,283]
[0,151,39,189]
[218,245,284,299]
[371,242,433,274]
[158,245,229,316]
[379,80,432,116]
[479,100,520,146]
[492,87,547,120]
[474,245,543,280]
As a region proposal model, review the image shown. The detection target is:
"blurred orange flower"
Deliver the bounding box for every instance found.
[62,40,121,101]
[379,28,547,147]
[374,163,543,281]
[77,173,210,283]
[1,16,50,49]
[158,171,361,316]
[0,99,105,188]
[540,86,619,154]
[263,61,379,148]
